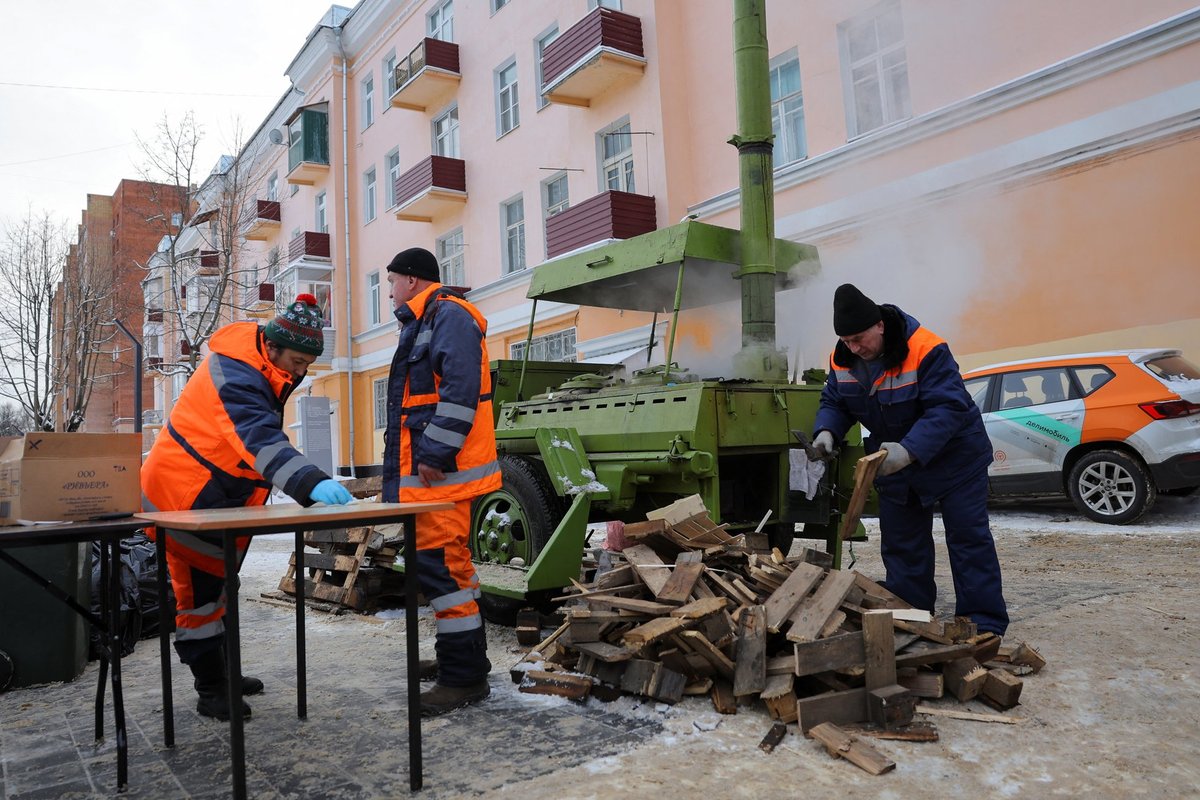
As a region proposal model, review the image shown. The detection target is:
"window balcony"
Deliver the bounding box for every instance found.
[288,231,331,265]
[145,356,163,370]
[392,155,466,223]
[545,190,656,259]
[390,38,460,112]
[146,308,163,323]
[243,199,281,241]
[286,105,331,185]
[243,282,276,318]
[197,250,220,274]
[541,7,645,107]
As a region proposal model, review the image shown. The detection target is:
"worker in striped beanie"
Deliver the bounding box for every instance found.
[263,293,325,356]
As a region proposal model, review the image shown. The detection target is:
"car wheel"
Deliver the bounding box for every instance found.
[1067,449,1156,524]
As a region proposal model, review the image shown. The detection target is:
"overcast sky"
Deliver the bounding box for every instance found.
[0,0,343,232]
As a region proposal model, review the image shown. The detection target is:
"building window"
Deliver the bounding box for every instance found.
[535,25,560,109]
[492,0,509,13]
[383,51,398,97]
[501,196,525,274]
[543,172,568,220]
[436,228,465,286]
[599,119,634,193]
[266,172,279,201]
[428,0,454,42]
[386,148,400,207]
[364,167,377,223]
[368,271,381,326]
[770,49,807,166]
[496,60,520,136]
[589,0,622,9]
[511,328,577,362]
[186,275,220,314]
[315,192,328,233]
[433,105,460,158]
[362,72,375,130]
[839,1,911,138]
[373,378,388,429]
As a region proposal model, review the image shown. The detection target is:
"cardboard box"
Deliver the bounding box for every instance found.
[0,433,142,526]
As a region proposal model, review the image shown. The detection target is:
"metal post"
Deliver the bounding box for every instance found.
[112,319,143,434]
[730,0,788,381]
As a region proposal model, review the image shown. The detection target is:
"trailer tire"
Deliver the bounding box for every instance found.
[470,455,562,566]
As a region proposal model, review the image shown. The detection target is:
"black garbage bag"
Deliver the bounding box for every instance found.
[89,530,175,660]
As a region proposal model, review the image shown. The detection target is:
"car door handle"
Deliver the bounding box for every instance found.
[1053,413,1079,421]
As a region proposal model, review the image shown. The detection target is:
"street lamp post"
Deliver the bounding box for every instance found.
[112,319,142,434]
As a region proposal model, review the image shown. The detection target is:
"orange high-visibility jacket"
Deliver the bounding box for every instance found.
[382,284,501,503]
[141,322,330,572]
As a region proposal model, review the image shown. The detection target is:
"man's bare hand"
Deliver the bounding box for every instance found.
[417,463,445,488]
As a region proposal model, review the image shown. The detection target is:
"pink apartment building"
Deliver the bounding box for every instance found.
[156,0,1200,476]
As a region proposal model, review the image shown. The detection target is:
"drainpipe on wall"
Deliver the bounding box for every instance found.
[334,24,357,478]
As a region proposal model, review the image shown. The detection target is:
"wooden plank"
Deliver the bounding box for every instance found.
[943,657,988,702]
[796,687,868,733]
[998,641,1047,674]
[305,527,383,548]
[808,722,896,775]
[763,562,825,633]
[894,617,953,644]
[894,642,973,668]
[648,664,687,704]
[867,685,915,729]
[862,610,897,691]
[793,631,866,677]
[981,668,1023,710]
[655,551,705,603]
[760,673,798,723]
[786,569,858,642]
[519,670,592,701]
[593,563,636,590]
[896,669,944,699]
[645,493,709,525]
[818,610,848,639]
[669,596,728,619]
[622,615,688,647]
[732,605,767,697]
[759,721,789,753]
[851,571,912,610]
[710,678,738,715]
[680,630,735,680]
[580,595,676,615]
[766,654,794,676]
[845,721,939,742]
[916,705,1023,724]
[572,640,633,663]
[621,544,672,596]
[834,450,887,557]
[621,518,668,541]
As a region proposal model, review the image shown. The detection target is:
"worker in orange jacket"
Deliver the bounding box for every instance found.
[382,247,502,715]
[141,295,352,720]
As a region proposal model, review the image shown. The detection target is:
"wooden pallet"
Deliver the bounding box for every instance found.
[278,526,389,611]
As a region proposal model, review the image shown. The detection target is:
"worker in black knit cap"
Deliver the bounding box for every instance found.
[811,283,1009,638]
[382,247,502,715]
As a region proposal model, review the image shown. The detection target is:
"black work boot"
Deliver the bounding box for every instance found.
[419,680,490,716]
[218,644,264,696]
[417,659,439,682]
[189,648,252,721]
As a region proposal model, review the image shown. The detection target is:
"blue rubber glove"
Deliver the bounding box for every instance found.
[311,479,353,505]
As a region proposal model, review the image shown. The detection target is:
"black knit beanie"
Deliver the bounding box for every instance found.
[264,294,325,356]
[832,283,882,336]
[385,247,441,282]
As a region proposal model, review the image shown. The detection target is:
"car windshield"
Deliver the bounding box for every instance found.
[1144,355,1200,383]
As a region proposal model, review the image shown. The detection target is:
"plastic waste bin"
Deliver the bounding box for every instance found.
[0,542,91,689]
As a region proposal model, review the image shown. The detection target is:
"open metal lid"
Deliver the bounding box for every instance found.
[526,220,820,312]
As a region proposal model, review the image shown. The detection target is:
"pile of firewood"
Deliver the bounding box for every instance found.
[512,494,1044,774]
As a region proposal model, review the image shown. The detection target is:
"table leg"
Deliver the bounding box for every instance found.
[107,539,129,790]
[156,529,174,748]
[223,533,247,800]
[404,513,423,791]
[294,529,306,719]
[96,542,109,742]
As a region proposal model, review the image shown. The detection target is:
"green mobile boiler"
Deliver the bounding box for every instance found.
[466,0,865,621]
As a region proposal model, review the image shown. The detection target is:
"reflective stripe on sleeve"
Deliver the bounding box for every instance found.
[424,424,468,449]
[398,460,499,489]
[254,441,291,474]
[435,401,476,423]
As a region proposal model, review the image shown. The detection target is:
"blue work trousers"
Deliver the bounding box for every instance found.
[878,471,1009,635]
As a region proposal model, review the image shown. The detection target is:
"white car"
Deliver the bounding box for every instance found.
[962,349,1200,523]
